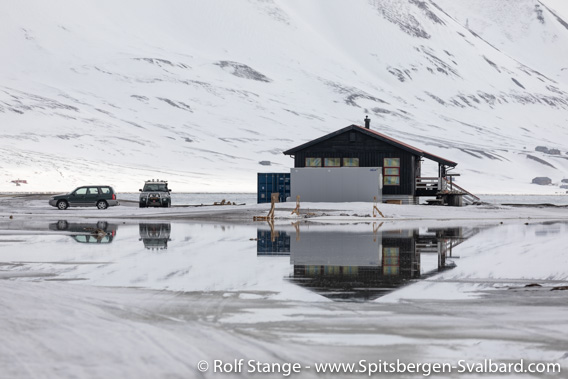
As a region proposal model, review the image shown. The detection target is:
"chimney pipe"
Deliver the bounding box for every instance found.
[364,115,370,129]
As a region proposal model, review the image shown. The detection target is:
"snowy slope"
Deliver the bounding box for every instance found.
[435,0,568,85]
[1,0,568,193]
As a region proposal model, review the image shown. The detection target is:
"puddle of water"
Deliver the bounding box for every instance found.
[259,224,480,301]
[0,220,479,301]
[0,220,566,301]
[2,219,567,377]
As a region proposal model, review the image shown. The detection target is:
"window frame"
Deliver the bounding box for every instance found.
[305,157,322,167]
[383,158,401,186]
[87,187,100,195]
[324,158,341,167]
[343,157,360,167]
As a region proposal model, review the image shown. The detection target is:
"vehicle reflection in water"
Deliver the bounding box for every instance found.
[257,222,479,301]
[48,220,117,244]
[139,223,171,250]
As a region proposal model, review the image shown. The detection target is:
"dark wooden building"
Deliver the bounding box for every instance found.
[283,120,470,204]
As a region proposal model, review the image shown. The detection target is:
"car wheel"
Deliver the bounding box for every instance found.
[139,203,146,208]
[57,220,68,230]
[96,200,108,210]
[96,221,108,230]
[57,200,68,210]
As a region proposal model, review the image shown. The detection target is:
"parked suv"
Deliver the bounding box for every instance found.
[48,186,119,210]
[139,180,171,208]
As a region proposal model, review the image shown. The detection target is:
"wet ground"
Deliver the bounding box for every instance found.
[0,220,483,298]
[1,215,567,378]
[1,194,568,378]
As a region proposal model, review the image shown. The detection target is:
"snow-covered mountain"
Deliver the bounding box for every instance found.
[1,0,568,194]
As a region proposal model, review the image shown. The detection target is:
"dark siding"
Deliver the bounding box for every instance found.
[291,130,417,195]
[257,173,290,203]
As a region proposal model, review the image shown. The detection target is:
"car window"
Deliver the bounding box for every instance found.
[143,184,168,192]
[100,187,111,194]
[75,188,87,195]
[87,187,99,195]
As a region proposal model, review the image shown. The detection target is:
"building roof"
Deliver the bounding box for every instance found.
[283,125,457,167]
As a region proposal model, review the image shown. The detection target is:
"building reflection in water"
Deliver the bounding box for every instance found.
[257,223,479,301]
[256,228,291,256]
[139,223,171,250]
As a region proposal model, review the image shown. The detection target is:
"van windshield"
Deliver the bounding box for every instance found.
[143,183,168,192]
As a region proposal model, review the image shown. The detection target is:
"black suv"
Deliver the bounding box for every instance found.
[139,180,171,208]
[49,186,119,210]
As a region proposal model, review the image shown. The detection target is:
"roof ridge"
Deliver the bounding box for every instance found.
[284,125,457,167]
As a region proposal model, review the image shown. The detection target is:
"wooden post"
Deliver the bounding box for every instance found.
[373,221,384,242]
[253,193,279,221]
[438,164,442,191]
[292,221,300,241]
[372,196,385,218]
[268,218,277,242]
[267,193,279,219]
[291,195,300,216]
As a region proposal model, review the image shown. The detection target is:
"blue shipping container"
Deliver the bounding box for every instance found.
[257,173,291,203]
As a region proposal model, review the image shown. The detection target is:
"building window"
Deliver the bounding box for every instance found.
[324,158,340,167]
[383,158,400,186]
[383,247,399,275]
[384,168,399,176]
[384,158,400,167]
[305,158,321,167]
[384,176,400,185]
[343,158,359,167]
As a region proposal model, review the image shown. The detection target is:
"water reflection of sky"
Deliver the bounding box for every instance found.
[1,221,567,302]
